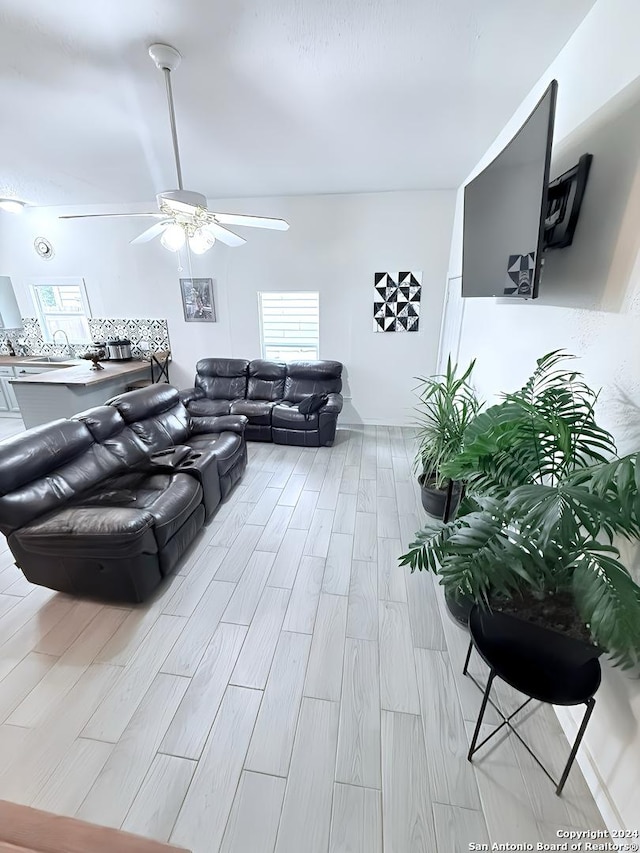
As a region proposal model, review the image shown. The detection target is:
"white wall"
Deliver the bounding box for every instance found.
[441,0,640,829]
[0,190,455,425]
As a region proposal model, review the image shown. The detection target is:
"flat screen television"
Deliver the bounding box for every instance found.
[462,80,558,299]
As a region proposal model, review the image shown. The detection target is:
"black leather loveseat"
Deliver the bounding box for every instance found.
[0,385,247,603]
[180,358,343,446]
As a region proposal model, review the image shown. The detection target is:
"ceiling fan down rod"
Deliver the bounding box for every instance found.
[163,67,183,191]
[149,44,185,191]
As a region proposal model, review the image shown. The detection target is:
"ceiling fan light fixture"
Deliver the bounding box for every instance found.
[188,227,216,254]
[0,198,26,214]
[160,222,186,252]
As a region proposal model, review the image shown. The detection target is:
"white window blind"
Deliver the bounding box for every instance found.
[258,292,319,361]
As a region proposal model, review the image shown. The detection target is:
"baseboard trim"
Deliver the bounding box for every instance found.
[554,706,625,831]
[338,418,413,427]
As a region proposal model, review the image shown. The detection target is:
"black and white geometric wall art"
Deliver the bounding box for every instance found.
[504,252,535,297]
[373,271,422,332]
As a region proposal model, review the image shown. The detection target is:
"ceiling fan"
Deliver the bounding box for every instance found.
[59,43,289,254]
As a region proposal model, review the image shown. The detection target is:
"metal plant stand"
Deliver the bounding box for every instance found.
[464,604,601,796]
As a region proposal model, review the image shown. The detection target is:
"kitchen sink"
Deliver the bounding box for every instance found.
[25,356,74,363]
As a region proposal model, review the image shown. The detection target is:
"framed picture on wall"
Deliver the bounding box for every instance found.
[179,278,216,322]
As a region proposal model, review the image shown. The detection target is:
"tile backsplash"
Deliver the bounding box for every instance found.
[0,328,26,356]
[88,318,170,359]
[2,317,170,359]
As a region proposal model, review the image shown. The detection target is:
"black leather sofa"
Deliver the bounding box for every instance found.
[180,358,343,447]
[0,385,247,603]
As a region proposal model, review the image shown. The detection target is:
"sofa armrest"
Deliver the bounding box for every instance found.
[322,392,343,414]
[189,414,248,436]
[179,387,205,406]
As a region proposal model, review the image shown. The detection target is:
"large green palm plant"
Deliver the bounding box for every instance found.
[400,351,640,668]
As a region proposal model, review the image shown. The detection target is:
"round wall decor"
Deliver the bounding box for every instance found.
[34,236,54,260]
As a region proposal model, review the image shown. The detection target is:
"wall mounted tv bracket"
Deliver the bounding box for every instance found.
[543,153,593,249]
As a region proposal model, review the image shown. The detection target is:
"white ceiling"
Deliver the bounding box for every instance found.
[0,0,596,207]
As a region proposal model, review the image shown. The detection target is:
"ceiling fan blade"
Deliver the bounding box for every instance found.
[130,220,172,245]
[59,212,165,220]
[213,213,289,231]
[203,221,246,247]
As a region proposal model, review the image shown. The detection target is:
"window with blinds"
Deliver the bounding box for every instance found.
[30,278,92,343]
[258,292,320,361]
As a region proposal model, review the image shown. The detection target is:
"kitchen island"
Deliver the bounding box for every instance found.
[9,358,149,429]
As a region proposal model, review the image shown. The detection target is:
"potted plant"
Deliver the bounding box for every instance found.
[413,356,482,520]
[401,351,640,669]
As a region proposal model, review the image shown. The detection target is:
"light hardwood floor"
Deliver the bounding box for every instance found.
[0,424,606,852]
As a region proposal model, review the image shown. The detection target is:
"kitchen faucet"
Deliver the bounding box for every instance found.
[52,329,73,357]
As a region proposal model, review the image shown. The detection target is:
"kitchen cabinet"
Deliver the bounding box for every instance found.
[0,366,20,415]
[0,363,63,417]
[1,377,19,412]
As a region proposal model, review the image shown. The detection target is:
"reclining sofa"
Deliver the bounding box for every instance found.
[180,358,343,446]
[0,385,247,603]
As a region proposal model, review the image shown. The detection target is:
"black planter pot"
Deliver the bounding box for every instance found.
[419,474,462,520]
[474,606,602,668]
[445,590,474,627]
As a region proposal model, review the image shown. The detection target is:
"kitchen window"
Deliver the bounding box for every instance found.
[258,291,319,361]
[31,278,92,343]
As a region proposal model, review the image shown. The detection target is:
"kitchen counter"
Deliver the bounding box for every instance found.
[10,359,150,387]
[7,358,150,429]
[0,356,29,365]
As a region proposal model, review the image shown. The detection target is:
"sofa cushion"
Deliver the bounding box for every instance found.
[247,360,286,401]
[12,505,157,557]
[107,386,190,453]
[194,358,249,401]
[74,406,150,470]
[108,385,181,423]
[88,470,202,549]
[229,398,276,425]
[0,419,93,495]
[271,401,320,431]
[74,405,125,441]
[283,360,343,403]
[187,398,231,417]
